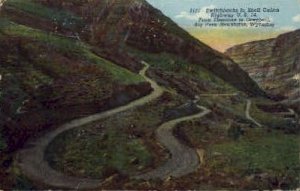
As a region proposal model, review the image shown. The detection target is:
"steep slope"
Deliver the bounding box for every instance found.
[0,19,152,152]
[1,0,265,96]
[226,30,300,104]
[85,0,266,96]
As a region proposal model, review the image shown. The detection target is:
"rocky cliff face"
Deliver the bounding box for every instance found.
[226,30,300,102]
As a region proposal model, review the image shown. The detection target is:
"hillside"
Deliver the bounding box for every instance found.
[0,0,298,190]
[1,0,265,96]
[0,19,153,150]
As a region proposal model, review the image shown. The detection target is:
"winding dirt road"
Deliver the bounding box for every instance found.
[246,100,262,127]
[16,61,210,189]
[135,105,211,180]
[198,93,239,97]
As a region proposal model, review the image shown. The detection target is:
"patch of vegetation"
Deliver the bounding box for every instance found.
[21,68,52,89]
[9,162,34,190]
[208,129,300,189]
[85,51,143,84]
[5,0,84,30]
[0,70,29,116]
[225,100,246,118]
[176,118,229,147]
[46,128,153,178]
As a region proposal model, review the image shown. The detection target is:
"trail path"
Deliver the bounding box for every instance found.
[134,105,211,180]
[198,93,239,97]
[246,100,262,127]
[17,62,210,189]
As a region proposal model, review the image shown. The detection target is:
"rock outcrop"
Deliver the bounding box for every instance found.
[226,30,300,103]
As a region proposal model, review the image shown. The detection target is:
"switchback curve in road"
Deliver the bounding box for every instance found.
[134,105,211,180]
[16,62,163,189]
[16,61,211,189]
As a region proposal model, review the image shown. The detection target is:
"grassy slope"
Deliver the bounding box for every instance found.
[208,129,299,189]
[0,19,143,84]
[46,127,153,178]
[210,130,299,173]
[0,17,144,155]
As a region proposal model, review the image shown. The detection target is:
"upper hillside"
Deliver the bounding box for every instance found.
[1,0,266,96]
[0,18,150,151]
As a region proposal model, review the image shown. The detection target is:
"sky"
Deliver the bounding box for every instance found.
[147,0,300,52]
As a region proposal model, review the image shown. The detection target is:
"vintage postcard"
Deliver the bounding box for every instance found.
[0,0,299,190]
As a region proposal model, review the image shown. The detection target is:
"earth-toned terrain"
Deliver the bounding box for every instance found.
[226,30,300,112]
[0,0,299,190]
